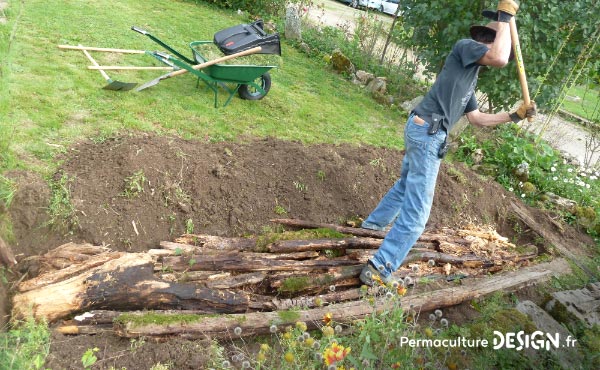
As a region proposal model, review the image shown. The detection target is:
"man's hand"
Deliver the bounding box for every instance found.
[497,0,519,22]
[510,101,536,123]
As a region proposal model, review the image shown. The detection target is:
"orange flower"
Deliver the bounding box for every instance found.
[323,312,333,326]
[323,342,351,366]
[391,362,402,369]
[372,274,385,286]
[397,286,407,296]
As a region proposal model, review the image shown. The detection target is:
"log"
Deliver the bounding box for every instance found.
[12,253,251,322]
[114,258,571,339]
[0,236,17,267]
[270,218,473,245]
[159,252,358,273]
[17,252,123,293]
[269,266,363,292]
[172,234,258,251]
[267,237,382,253]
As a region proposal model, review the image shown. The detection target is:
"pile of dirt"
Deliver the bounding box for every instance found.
[9,133,588,255]
[3,133,595,369]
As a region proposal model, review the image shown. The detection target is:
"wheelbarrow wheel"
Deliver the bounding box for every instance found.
[238,72,271,100]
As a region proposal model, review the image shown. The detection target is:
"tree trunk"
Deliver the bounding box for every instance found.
[12,253,251,322]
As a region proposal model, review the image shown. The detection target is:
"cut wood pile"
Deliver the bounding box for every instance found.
[11,218,563,340]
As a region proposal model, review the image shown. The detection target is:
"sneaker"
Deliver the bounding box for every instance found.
[359,262,394,286]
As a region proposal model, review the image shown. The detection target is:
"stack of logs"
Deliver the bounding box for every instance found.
[10,219,540,339]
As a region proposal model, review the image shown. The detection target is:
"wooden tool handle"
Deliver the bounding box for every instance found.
[58,45,146,54]
[168,46,263,78]
[509,18,533,122]
[80,46,111,81]
[88,66,173,70]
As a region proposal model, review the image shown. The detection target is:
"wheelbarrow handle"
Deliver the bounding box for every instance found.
[131,26,148,35]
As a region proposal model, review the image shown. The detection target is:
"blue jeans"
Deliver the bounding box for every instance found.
[362,114,447,277]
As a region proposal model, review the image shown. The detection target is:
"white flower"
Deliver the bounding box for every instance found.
[508,187,514,192]
[563,179,568,183]
[586,184,591,189]
[553,176,558,181]
[568,168,573,173]
[521,194,526,198]
[519,181,523,187]
[551,166,556,172]
[580,172,587,177]
[590,175,598,180]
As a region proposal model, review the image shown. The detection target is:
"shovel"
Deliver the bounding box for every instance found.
[136,46,262,91]
[80,46,137,91]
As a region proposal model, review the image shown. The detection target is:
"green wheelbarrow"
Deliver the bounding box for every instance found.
[132,23,280,108]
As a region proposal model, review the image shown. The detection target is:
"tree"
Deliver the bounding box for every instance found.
[398,0,600,111]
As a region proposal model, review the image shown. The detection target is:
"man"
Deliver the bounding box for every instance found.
[359,0,536,285]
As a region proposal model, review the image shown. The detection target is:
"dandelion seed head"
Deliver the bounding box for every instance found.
[428,259,435,267]
[233,326,242,336]
[221,360,231,368]
[386,291,394,299]
[429,313,436,321]
[328,365,337,370]
[335,325,343,333]
[313,340,321,350]
[269,324,277,333]
[303,331,311,339]
[315,352,323,361]
[391,280,399,289]
[411,265,419,272]
[441,318,449,327]
[435,309,443,318]
[329,285,336,292]
[242,360,251,369]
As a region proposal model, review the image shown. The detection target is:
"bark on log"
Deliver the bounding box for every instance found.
[114,258,571,339]
[173,234,258,251]
[159,253,358,272]
[0,236,17,267]
[267,238,382,253]
[12,253,251,322]
[269,266,363,292]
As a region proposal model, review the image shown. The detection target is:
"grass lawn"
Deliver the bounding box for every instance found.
[0,0,403,178]
[561,85,599,121]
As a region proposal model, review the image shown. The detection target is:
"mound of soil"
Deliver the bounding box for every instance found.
[4,134,595,369]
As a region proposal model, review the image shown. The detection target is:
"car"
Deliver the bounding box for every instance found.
[379,0,400,15]
[349,0,383,11]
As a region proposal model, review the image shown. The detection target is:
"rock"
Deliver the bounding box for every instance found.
[331,49,355,75]
[544,192,577,214]
[546,282,600,328]
[516,300,580,369]
[366,77,387,95]
[285,6,302,41]
[354,70,374,85]
[400,96,423,113]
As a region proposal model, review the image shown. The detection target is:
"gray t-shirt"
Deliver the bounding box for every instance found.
[414,39,489,132]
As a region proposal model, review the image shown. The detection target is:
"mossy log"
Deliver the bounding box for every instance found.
[113,258,571,340]
[12,253,251,322]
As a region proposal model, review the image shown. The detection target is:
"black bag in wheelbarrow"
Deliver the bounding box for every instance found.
[213,20,281,56]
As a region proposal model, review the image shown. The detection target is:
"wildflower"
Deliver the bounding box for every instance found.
[284,352,295,363]
[315,297,323,307]
[568,168,573,173]
[256,352,266,362]
[553,176,558,181]
[391,362,402,369]
[551,166,556,172]
[283,332,292,340]
[424,327,434,338]
[521,193,526,198]
[508,187,514,192]
[269,324,278,333]
[396,285,407,296]
[305,337,315,347]
[233,326,242,336]
[322,326,335,337]
[295,321,307,332]
[260,343,270,352]
[323,342,351,366]
[323,312,333,326]
[586,184,591,189]
[435,309,443,318]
